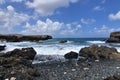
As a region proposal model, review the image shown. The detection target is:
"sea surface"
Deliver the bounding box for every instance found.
[0,38,120,62]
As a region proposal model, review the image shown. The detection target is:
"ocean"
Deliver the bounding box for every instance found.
[1,38,120,62]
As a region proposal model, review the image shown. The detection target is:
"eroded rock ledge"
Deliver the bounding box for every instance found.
[106,31,120,43]
[0,34,52,42]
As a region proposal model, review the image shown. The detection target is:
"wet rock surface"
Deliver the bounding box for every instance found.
[106,31,120,43]
[0,47,38,80]
[79,45,119,60]
[0,34,52,42]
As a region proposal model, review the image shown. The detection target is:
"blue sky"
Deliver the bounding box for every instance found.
[0,0,120,38]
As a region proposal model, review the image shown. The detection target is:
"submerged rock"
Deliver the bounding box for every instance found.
[79,45,119,60]
[64,51,78,60]
[106,31,120,43]
[0,34,52,42]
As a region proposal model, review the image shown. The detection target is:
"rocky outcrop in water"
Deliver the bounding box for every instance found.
[106,31,120,43]
[0,34,52,42]
[64,51,78,60]
[0,47,38,80]
[59,40,67,43]
[79,45,119,60]
[0,45,6,51]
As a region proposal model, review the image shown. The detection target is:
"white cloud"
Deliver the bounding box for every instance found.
[26,0,78,16]
[93,25,120,34]
[0,5,30,32]
[109,11,120,21]
[22,18,81,36]
[81,18,96,25]
[93,6,104,11]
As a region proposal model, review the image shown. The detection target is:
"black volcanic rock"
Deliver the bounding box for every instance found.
[0,47,38,80]
[79,45,119,60]
[59,40,67,43]
[0,45,6,51]
[1,47,36,60]
[106,31,120,43]
[0,34,52,42]
[64,51,78,60]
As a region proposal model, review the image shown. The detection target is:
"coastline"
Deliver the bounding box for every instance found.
[0,32,120,80]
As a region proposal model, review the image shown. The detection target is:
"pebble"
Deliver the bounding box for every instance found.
[83,67,89,70]
[95,60,99,62]
[10,77,16,80]
[116,67,120,69]
[63,72,67,74]
[11,71,15,75]
[5,78,9,80]
[71,69,76,71]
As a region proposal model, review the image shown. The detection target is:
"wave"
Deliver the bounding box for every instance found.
[86,41,105,44]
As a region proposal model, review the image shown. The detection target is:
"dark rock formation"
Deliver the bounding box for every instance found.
[106,31,120,43]
[59,40,67,43]
[0,34,52,42]
[64,51,78,60]
[1,47,36,60]
[79,45,119,60]
[0,45,6,51]
[0,47,38,80]
[104,74,120,80]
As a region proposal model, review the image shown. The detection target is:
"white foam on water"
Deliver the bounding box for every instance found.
[1,41,86,55]
[34,44,86,55]
[87,41,105,44]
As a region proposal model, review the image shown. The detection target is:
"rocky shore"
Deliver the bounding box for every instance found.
[0,34,52,42]
[1,31,120,80]
[0,47,38,80]
[33,45,120,80]
[1,44,120,80]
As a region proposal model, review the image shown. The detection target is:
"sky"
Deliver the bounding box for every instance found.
[0,0,120,38]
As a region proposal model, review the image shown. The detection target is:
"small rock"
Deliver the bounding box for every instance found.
[95,60,99,62]
[11,71,15,75]
[63,72,67,74]
[71,69,76,71]
[5,78,9,80]
[83,67,89,70]
[10,77,16,80]
[116,67,120,69]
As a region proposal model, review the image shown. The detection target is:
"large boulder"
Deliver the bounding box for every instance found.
[79,45,119,60]
[0,47,38,80]
[1,47,36,60]
[106,31,120,43]
[0,34,52,42]
[64,51,78,60]
[0,45,6,51]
